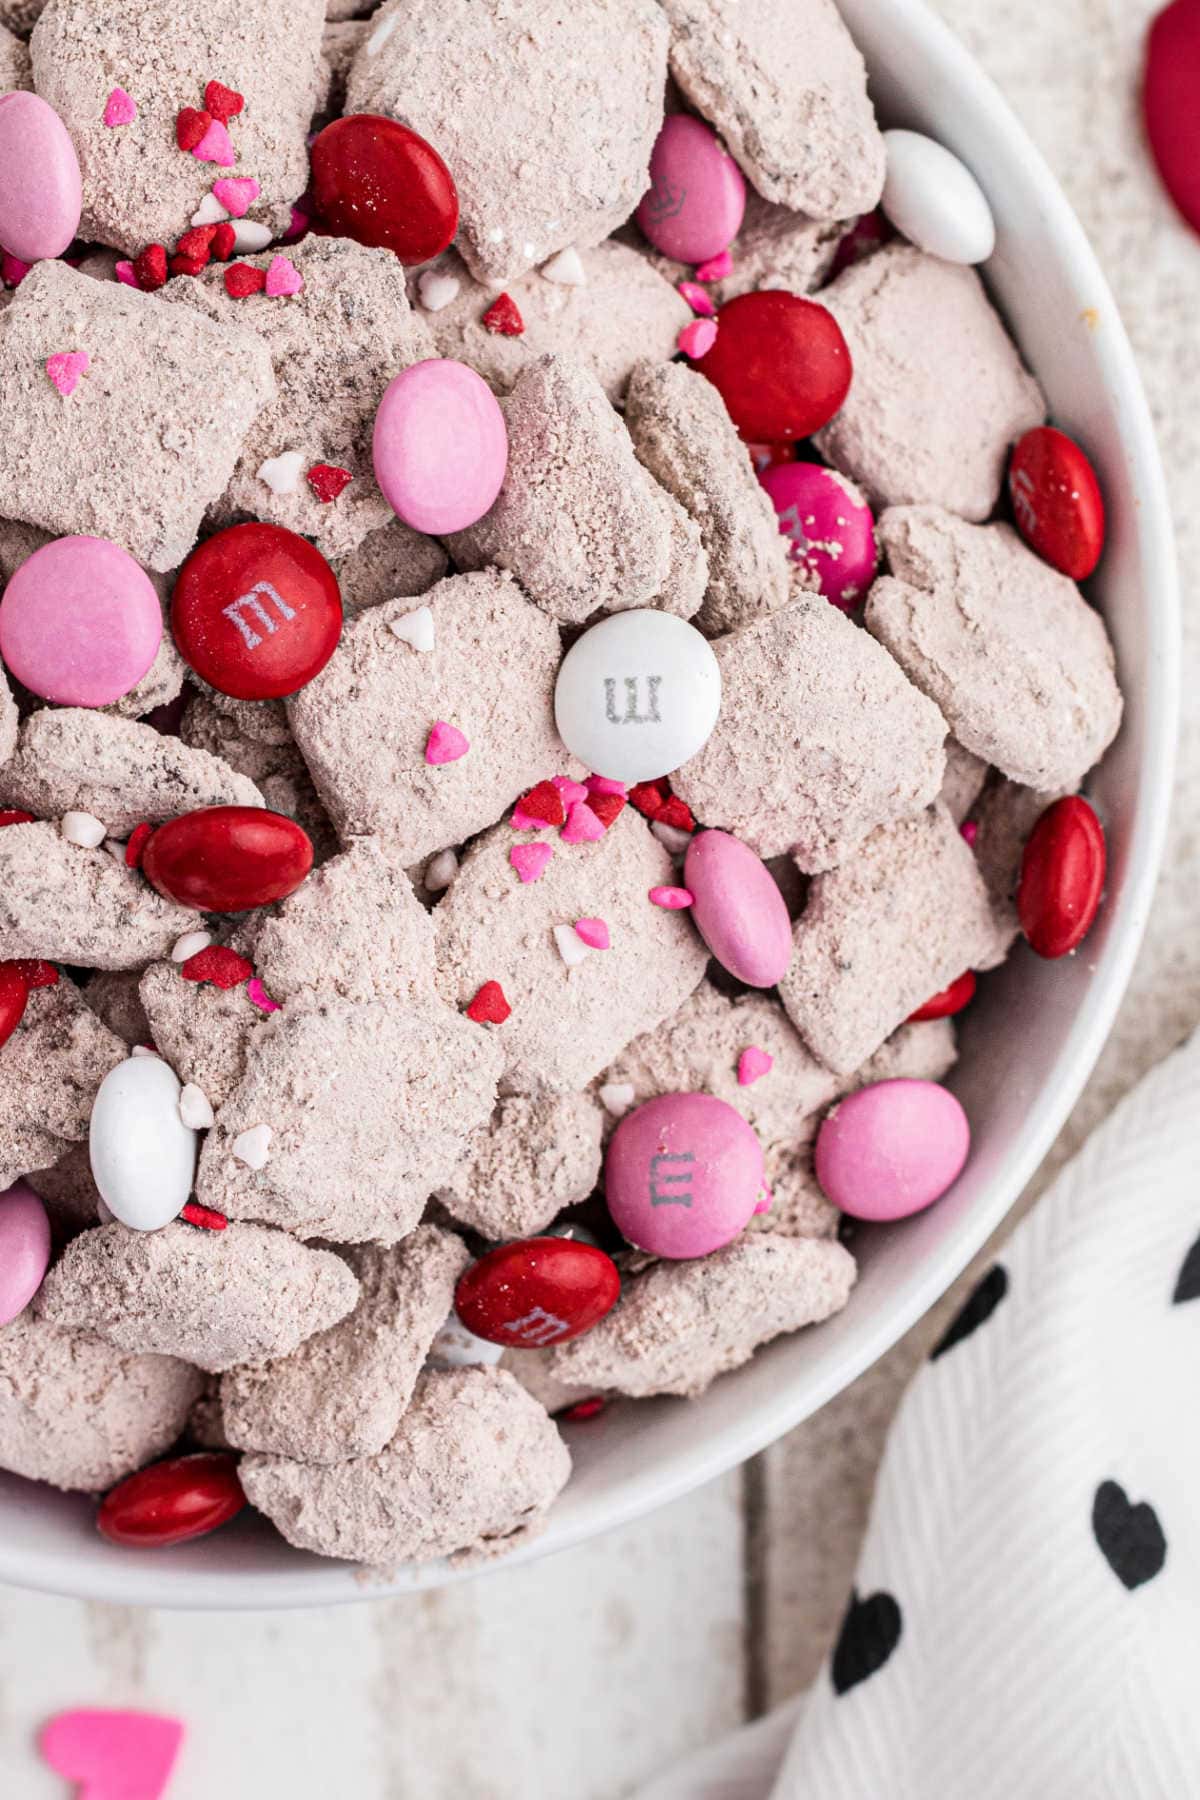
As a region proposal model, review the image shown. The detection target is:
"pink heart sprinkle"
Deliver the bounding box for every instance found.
[551,776,589,806]
[425,720,469,765]
[45,350,90,396]
[649,885,693,909]
[510,841,553,884]
[561,800,605,845]
[678,318,718,360]
[245,976,279,1013]
[695,249,733,281]
[677,279,716,317]
[737,1045,774,1086]
[960,819,979,848]
[284,201,311,243]
[754,1184,774,1216]
[114,260,138,287]
[1,251,31,287]
[102,86,137,127]
[39,1708,185,1800]
[192,117,236,167]
[212,176,260,217]
[574,917,610,950]
[265,254,303,297]
[511,801,553,832]
[585,774,626,798]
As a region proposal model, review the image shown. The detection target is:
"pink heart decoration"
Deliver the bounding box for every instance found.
[45,351,90,396]
[561,800,605,845]
[509,841,553,884]
[102,87,137,128]
[192,118,235,167]
[424,720,470,765]
[737,1045,774,1087]
[114,261,138,288]
[39,1708,185,1800]
[264,254,303,298]
[2,251,32,286]
[212,176,260,217]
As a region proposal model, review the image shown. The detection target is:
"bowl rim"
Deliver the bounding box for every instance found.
[0,0,1180,1609]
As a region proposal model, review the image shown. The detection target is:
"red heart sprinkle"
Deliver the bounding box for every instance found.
[125,822,153,868]
[306,463,353,503]
[588,791,625,830]
[467,980,511,1024]
[210,222,237,261]
[11,958,58,988]
[204,80,245,123]
[181,1201,228,1231]
[0,808,34,827]
[657,795,696,832]
[483,292,525,336]
[169,253,207,278]
[180,945,255,989]
[175,225,216,262]
[559,1396,607,1422]
[628,779,669,820]
[518,780,567,827]
[175,107,211,153]
[133,244,167,292]
[224,261,266,298]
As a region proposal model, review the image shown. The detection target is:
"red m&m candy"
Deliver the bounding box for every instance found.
[172,524,343,700]
[310,114,459,265]
[454,1237,621,1348]
[908,969,977,1023]
[0,962,30,1052]
[141,806,313,911]
[1143,0,1200,236]
[1008,426,1106,581]
[97,1453,246,1547]
[694,291,852,442]
[1017,795,1107,959]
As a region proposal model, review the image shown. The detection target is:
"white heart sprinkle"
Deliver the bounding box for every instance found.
[424,848,458,892]
[599,1081,636,1118]
[232,1123,272,1170]
[553,922,591,968]
[541,246,585,286]
[232,219,273,253]
[191,194,229,226]
[179,1083,215,1130]
[61,811,106,848]
[389,604,435,652]
[652,819,692,856]
[417,269,461,312]
[366,12,396,54]
[258,450,305,496]
[171,930,213,962]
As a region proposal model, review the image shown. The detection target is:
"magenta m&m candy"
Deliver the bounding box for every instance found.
[636,114,746,264]
[683,829,793,987]
[454,1237,621,1348]
[0,1180,51,1325]
[815,1079,970,1222]
[758,463,877,611]
[0,535,162,706]
[373,359,508,535]
[0,92,82,263]
[606,1092,766,1259]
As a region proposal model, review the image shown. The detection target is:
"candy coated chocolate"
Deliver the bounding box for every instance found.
[0,961,29,1052]
[606,1092,765,1259]
[684,830,793,987]
[815,1079,970,1222]
[172,522,343,700]
[758,462,876,611]
[97,1452,246,1547]
[1143,0,1200,235]
[881,130,995,265]
[0,92,82,263]
[89,1055,198,1232]
[1017,794,1106,958]
[141,806,313,912]
[908,969,977,1023]
[1008,426,1106,581]
[455,1237,621,1348]
[0,1180,51,1326]
[554,609,722,783]
[373,359,508,535]
[636,114,746,263]
[310,113,458,265]
[694,291,852,442]
[0,535,162,707]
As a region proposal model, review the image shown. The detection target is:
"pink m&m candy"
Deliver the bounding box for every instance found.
[815,1079,970,1222]
[373,358,507,535]
[636,114,746,264]
[0,535,162,706]
[684,829,793,987]
[758,463,876,612]
[606,1092,765,1259]
[0,1179,51,1325]
[0,93,82,263]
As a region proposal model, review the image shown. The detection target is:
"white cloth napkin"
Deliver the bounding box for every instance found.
[637,1028,1200,1800]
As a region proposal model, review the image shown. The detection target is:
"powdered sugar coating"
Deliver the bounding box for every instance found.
[346,0,668,284]
[288,570,564,864]
[241,1365,571,1565]
[0,0,42,34]
[0,263,274,571]
[438,1091,604,1239]
[661,0,884,220]
[0,979,125,1188]
[25,1141,105,1244]
[941,737,990,825]
[139,962,262,1111]
[815,246,1046,523]
[30,0,324,253]
[625,358,790,636]
[196,999,501,1242]
[446,356,675,627]
[0,709,262,833]
[36,1220,359,1374]
[330,516,448,615]
[434,807,709,1096]
[0,821,201,968]
[972,774,1065,951]
[778,804,1005,1076]
[178,691,337,860]
[0,20,30,87]
[672,598,947,868]
[222,1225,469,1462]
[82,970,151,1048]
[551,1233,856,1398]
[0,1311,201,1492]
[869,506,1123,792]
[845,1016,959,1094]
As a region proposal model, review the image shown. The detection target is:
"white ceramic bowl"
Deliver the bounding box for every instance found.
[0,0,1178,1608]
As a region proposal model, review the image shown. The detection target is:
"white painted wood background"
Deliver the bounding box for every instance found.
[3,2,1198,1793]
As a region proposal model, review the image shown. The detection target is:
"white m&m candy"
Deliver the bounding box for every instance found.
[554,610,721,783]
[881,130,995,266]
[89,1055,198,1231]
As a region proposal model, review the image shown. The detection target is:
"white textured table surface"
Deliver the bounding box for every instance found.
[3,4,1198,1794]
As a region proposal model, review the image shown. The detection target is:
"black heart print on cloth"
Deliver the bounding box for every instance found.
[930,1263,1008,1360]
[1172,1229,1200,1303]
[831,1589,903,1694]
[1091,1480,1168,1590]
